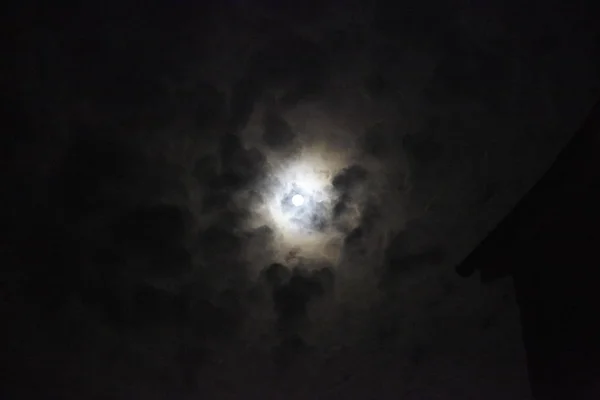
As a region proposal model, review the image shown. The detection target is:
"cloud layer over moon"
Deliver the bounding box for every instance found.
[3,0,598,398]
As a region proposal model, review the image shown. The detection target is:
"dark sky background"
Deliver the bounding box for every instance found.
[2,1,599,399]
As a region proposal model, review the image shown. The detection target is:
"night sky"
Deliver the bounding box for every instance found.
[2,1,599,399]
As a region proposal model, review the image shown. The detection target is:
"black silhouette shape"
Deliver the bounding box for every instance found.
[456,99,600,399]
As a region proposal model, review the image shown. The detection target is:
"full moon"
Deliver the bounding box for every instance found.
[291,194,305,207]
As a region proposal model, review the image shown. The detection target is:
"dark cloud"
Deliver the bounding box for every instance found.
[220,133,244,166]
[273,333,310,368]
[333,182,380,249]
[218,133,267,188]
[116,158,189,206]
[241,262,336,366]
[65,23,176,128]
[262,109,297,151]
[198,226,242,263]
[192,154,219,184]
[58,3,215,128]
[201,189,231,213]
[357,201,381,233]
[408,344,428,366]
[309,265,335,293]
[77,281,127,328]
[364,71,387,98]
[147,245,192,280]
[341,201,381,256]
[80,199,251,347]
[208,288,245,335]
[202,147,266,212]
[228,34,328,134]
[246,189,267,209]
[0,93,33,168]
[257,262,336,361]
[154,80,227,134]
[273,273,319,329]
[253,224,274,240]
[190,82,227,130]
[384,246,445,277]
[97,205,194,294]
[402,129,444,165]
[56,131,140,220]
[12,131,155,315]
[207,172,245,193]
[332,194,351,220]
[379,225,445,291]
[401,121,448,206]
[113,204,187,251]
[196,212,247,285]
[426,40,515,110]
[361,122,390,158]
[201,141,267,213]
[344,226,364,246]
[235,147,267,182]
[332,164,368,193]
[75,232,194,333]
[123,285,191,328]
[248,34,329,106]
[271,266,334,333]
[9,2,594,397]
[81,278,242,347]
[229,77,260,134]
[261,263,292,288]
[78,56,169,125]
[230,35,327,133]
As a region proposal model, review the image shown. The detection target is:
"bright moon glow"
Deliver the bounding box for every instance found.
[292,194,305,207]
[235,100,392,270]
[250,146,356,265]
[262,153,339,242]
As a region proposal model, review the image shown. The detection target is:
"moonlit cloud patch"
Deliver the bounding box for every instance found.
[232,86,408,273]
[255,146,351,265]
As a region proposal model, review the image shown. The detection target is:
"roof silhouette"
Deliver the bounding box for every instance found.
[456,98,600,399]
[457,98,600,282]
